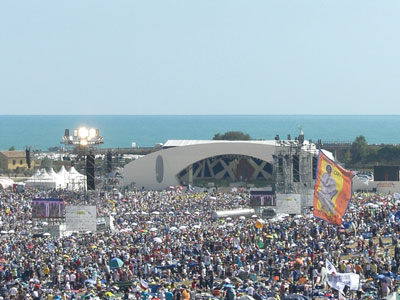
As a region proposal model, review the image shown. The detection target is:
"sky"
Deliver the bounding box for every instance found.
[1,1,400,115]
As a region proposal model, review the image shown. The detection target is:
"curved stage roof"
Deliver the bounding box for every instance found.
[121,140,327,190]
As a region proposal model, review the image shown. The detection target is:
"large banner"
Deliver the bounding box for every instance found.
[276,194,302,215]
[313,151,354,225]
[66,206,97,232]
[32,198,65,218]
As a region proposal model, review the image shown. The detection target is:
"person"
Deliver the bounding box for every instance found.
[225,287,236,300]
[318,164,337,215]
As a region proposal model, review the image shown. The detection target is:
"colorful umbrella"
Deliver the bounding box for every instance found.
[109,257,124,269]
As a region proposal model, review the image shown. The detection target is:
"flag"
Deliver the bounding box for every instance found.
[326,259,337,275]
[140,279,148,290]
[313,151,354,225]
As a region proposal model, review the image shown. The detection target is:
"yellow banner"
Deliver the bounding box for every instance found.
[313,151,354,225]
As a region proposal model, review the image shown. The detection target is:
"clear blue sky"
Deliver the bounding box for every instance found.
[1,1,400,115]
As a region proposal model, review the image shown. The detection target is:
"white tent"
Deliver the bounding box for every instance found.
[25,167,66,190]
[24,166,87,191]
[0,178,14,189]
[37,169,52,180]
[57,166,68,181]
[67,167,86,191]
[48,168,58,178]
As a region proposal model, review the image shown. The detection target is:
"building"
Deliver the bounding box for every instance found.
[0,151,32,170]
[121,139,331,190]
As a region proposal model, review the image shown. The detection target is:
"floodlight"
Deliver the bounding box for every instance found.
[89,128,97,139]
[78,127,89,138]
[62,127,102,147]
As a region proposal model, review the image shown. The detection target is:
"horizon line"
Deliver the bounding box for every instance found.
[2,114,400,116]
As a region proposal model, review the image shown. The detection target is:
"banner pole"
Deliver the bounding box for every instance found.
[312,240,315,300]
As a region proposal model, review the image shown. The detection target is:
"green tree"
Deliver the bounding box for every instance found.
[377,145,400,164]
[350,135,369,164]
[343,149,351,165]
[8,146,15,151]
[212,131,251,140]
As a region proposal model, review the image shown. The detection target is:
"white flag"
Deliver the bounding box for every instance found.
[326,259,337,274]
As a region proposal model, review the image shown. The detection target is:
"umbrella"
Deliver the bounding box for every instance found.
[85,279,97,285]
[109,257,124,269]
[239,216,246,220]
[0,230,7,234]
[149,227,158,232]
[152,211,160,215]
[239,296,255,300]
[251,215,258,218]
[193,225,201,229]
[170,226,178,231]
[179,225,187,230]
[43,232,51,236]
[154,237,163,243]
[365,203,379,209]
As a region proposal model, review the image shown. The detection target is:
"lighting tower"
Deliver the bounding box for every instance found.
[61,127,103,190]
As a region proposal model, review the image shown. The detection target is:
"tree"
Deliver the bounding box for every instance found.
[350,135,369,164]
[8,146,15,151]
[212,131,251,140]
[377,145,400,164]
[343,149,351,165]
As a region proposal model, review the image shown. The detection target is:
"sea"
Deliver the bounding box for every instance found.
[0,115,399,151]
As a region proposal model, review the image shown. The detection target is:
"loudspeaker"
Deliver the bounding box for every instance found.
[86,153,95,190]
[106,151,112,173]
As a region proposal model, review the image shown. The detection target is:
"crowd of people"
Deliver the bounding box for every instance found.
[0,186,399,300]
